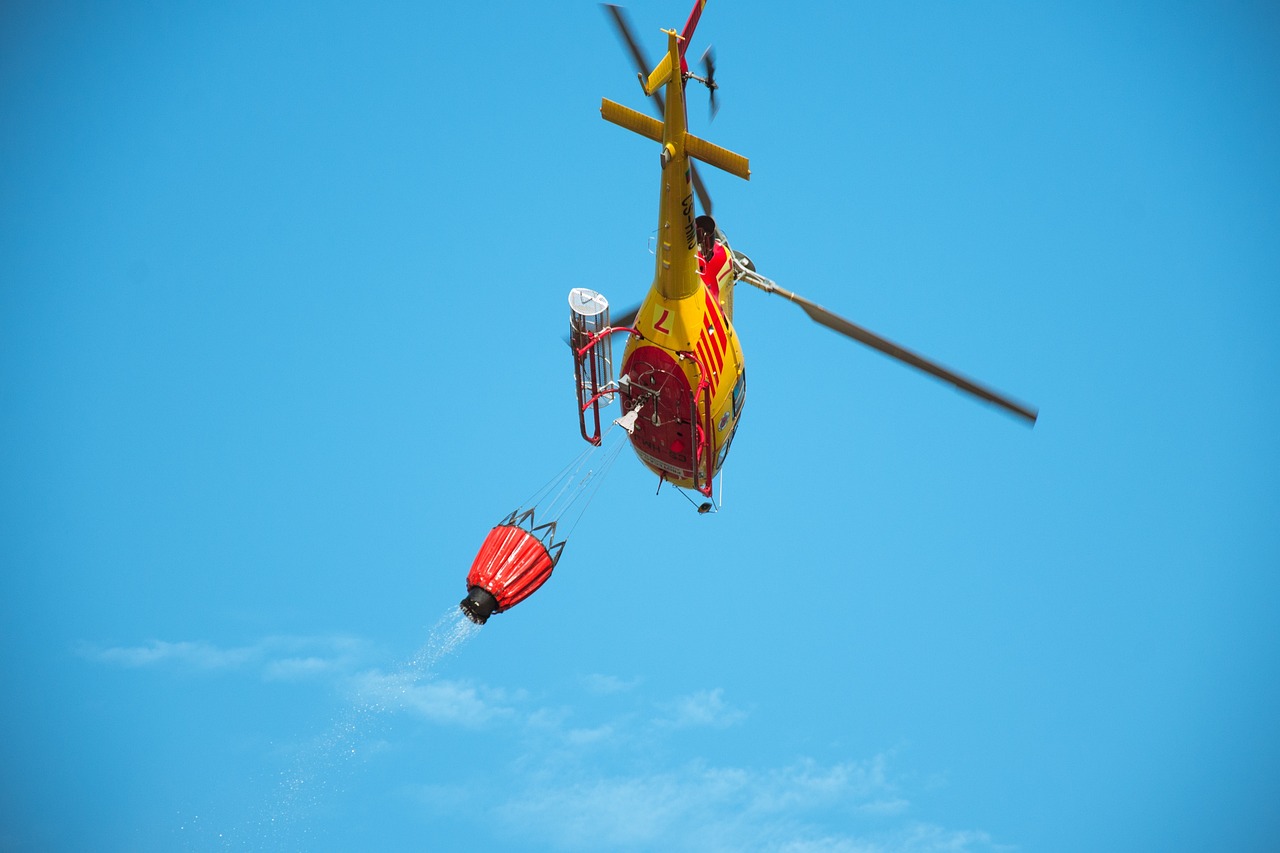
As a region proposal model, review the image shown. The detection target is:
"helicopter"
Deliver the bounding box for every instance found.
[568,0,1038,507]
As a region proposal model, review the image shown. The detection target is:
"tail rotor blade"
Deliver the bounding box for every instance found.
[701,46,719,119]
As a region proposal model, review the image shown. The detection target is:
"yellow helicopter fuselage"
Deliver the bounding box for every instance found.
[602,27,750,495]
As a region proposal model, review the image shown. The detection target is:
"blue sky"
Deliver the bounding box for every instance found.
[2,2,1278,851]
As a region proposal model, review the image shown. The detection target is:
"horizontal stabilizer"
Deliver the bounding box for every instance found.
[601,98,663,144]
[684,134,749,180]
[600,98,750,181]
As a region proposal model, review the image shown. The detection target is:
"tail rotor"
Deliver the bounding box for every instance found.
[697,46,719,119]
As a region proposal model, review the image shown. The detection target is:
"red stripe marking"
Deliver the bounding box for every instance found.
[703,290,728,357]
[696,338,717,392]
[703,327,724,374]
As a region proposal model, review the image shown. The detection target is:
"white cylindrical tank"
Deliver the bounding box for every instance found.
[568,288,614,405]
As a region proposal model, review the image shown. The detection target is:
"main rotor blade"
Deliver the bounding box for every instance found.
[612,301,641,329]
[602,5,662,111]
[678,0,707,53]
[690,163,713,215]
[740,269,1037,425]
[602,5,715,216]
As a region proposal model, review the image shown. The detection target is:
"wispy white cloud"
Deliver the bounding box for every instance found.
[78,635,369,680]
[748,756,894,815]
[263,655,340,681]
[882,823,1005,853]
[656,687,747,729]
[426,709,1001,853]
[581,673,643,694]
[857,798,911,818]
[348,670,516,728]
[564,723,617,746]
[82,635,1002,852]
[82,639,258,670]
[494,755,1002,853]
[83,632,522,729]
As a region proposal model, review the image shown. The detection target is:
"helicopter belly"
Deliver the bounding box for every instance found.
[619,328,744,491]
[612,281,746,494]
[620,345,698,482]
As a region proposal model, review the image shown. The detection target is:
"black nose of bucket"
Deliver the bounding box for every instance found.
[460,586,499,625]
